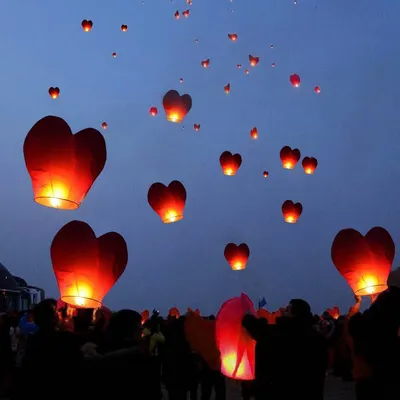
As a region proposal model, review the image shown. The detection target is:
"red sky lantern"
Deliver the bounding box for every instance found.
[162,90,192,123]
[224,243,250,271]
[201,59,210,68]
[263,171,269,178]
[302,156,318,174]
[290,73,301,87]
[216,293,256,380]
[314,85,321,94]
[280,146,301,169]
[249,55,259,67]
[194,124,200,131]
[224,83,231,94]
[121,24,128,31]
[182,9,190,17]
[228,33,238,41]
[112,52,117,58]
[141,309,150,324]
[148,180,187,223]
[180,78,184,83]
[219,151,242,176]
[174,10,180,19]
[169,307,180,318]
[51,220,128,308]
[250,127,258,140]
[331,227,395,296]
[23,116,106,210]
[48,87,60,99]
[149,106,158,116]
[101,122,108,130]
[281,200,302,223]
[81,20,93,32]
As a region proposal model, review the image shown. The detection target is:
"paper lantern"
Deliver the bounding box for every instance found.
[121,24,128,31]
[249,55,259,67]
[23,116,106,210]
[201,59,210,68]
[216,293,256,380]
[302,157,318,174]
[331,227,395,296]
[162,90,192,123]
[48,87,60,99]
[219,151,242,176]
[51,220,128,308]
[147,180,187,223]
[182,9,190,18]
[224,243,250,271]
[224,83,231,94]
[141,309,150,324]
[149,106,158,116]
[250,127,258,140]
[280,146,300,169]
[281,200,302,223]
[169,307,180,318]
[290,73,300,87]
[228,33,238,41]
[81,20,93,32]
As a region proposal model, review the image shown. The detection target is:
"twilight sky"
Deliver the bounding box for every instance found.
[0,0,399,314]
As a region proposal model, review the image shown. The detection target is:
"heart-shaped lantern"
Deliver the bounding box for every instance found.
[331,226,395,296]
[51,220,128,308]
[24,116,106,210]
[280,146,300,170]
[162,90,192,123]
[224,243,250,271]
[219,151,242,176]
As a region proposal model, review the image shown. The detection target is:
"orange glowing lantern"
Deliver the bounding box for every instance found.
[81,20,93,32]
[280,146,301,169]
[148,180,187,223]
[162,90,192,123]
[48,87,60,99]
[219,151,242,176]
[263,171,269,178]
[121,24,128,31]
[101,122,108,130]
[228,33,238,41]
[249,55,259,67]
[183,9,190,17]
[149,106,158,116]
[169,307,180,318]
[216,293,256,380]
[302,156,318,174]
[250,127,258,140]
[51,220,128,308]
[314,85,321,94]
[224,243,250,271]
[331,227,395,296]
[224,83,231,94]
[174,10,180,19]
[194,124,200,131]
[281,200,303,224]
[244,69,249,75]
[237,64,242,69]
[141,309,150,324]
[290,73,301,87]
[23,116,106,210]
[201,59,210,68]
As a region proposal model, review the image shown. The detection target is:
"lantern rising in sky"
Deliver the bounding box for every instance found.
[224,243,250,271]
[228,33,238,41]
[48,87,60,99]
[216,293,256,380]
[314,85,321,94]
[219,151,242,176]
[194,124,200,131]
[23,116,107,210]
[101,122,108,130]
[201,59,210,68]
[302,156,318,174]
[148,180,187,223]
[51,220,128,308]
[281,200,303,223]
[249,55,259,66]
[263,171,269,178]
[149,106,158,116]
[280,146,301,169]
[290,73,301,87]
[250,127,258,140]
[162,90,192,123]
[182,9,190,18]
[81,20,93,32]
[121,24,128,31]
[224,83,231,94]
[331,227,395,296]
[174,10,180,19]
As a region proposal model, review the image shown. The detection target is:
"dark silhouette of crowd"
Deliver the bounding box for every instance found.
[0,270,399,400]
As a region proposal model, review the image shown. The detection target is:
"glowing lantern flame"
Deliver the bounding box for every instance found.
[219,151,242,176]
[250,127,258,140]
[302,156,318,174]
[331,227,395,296]
[280,146,301,170]
[162,90,192,123]
[281,200,303,224]
[224,243,250,271]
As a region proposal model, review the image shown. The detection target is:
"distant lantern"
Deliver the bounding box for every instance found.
[23,116,107,210]
[162,90,192,123]
[224,243,250,271]
[216,293,256,380]
[51,220,128,308]
[81,20,93,32]
[121,24,128,31]
[250,127,258,140]
[169,307,180,318]
[48,87,60,99]
[249,55,259,67]
[280,146,300,169]
[302,156,318,174]
[314,85,321,94]
[228,33,238,41]
[101,122,108,130]
[237,64,242,69]
[147,180,187,223]
[290,73,300,87]
[194,124,200,131]
[281,200,302,223]
[219,151,242,176]
[263,171,269,178]
[149,106,158,116]
[112,52,117,58]
[182,9,190,17]
[174,10,180,19]
[224,83,231,94]
[331,227,395,296]
[201,59,210,68]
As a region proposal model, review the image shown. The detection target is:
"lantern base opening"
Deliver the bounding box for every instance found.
[61,296,101,309]
[166,114,183,123]
[35,196,80,210]
[232,264,246,271]
[162,214,184,224]
[284,217,297,224]
[355,284,387,296]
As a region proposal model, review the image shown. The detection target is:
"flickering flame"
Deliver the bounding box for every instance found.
[305,168,314,174]
[35,184,79,210]
[223,168,234,176]
[75,296,85,307]
[163,209,183,223]
[222,352,246,379]
[233,261,245,271]
[167,112,182,123]
[284,215,296,223]
[283,162,294,169]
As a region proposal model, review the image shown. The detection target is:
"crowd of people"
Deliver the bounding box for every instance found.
[0,271,399,400]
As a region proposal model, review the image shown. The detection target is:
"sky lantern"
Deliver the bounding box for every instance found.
[169,307,180,318]
[48,87,60,99]
[183,9,190,17]
[224,83,231,94]
[216,293,256,380]
[51,220,128,308]
[219,151,242,176]
[121,24,128,31]
[141,309,150,324]
[314,85,321,94]
[194,124,200,131]
[228,33,238,41]
[147,180,187,223]
[302,156,318,174]
[162,90,192,123]
[180,78,183,84]
[237,64,242,69]
[271,62,276,68]
[281,200,303,223]
[81,20,93,32]
[201,59,210,68]
[23,116,106,210]
[112,52,117,58]
[149,106,158,116]
[244,69,249,75]
[101,122,108,130]
[250,127,258,140]
[290,73,301,87]
[224,243,250,271]
[174,10,180,19]
[326,306,340,319]
[249,55,259,67]
[331,227,395,296]
[280,146,301,169]
[263,171,269,178]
